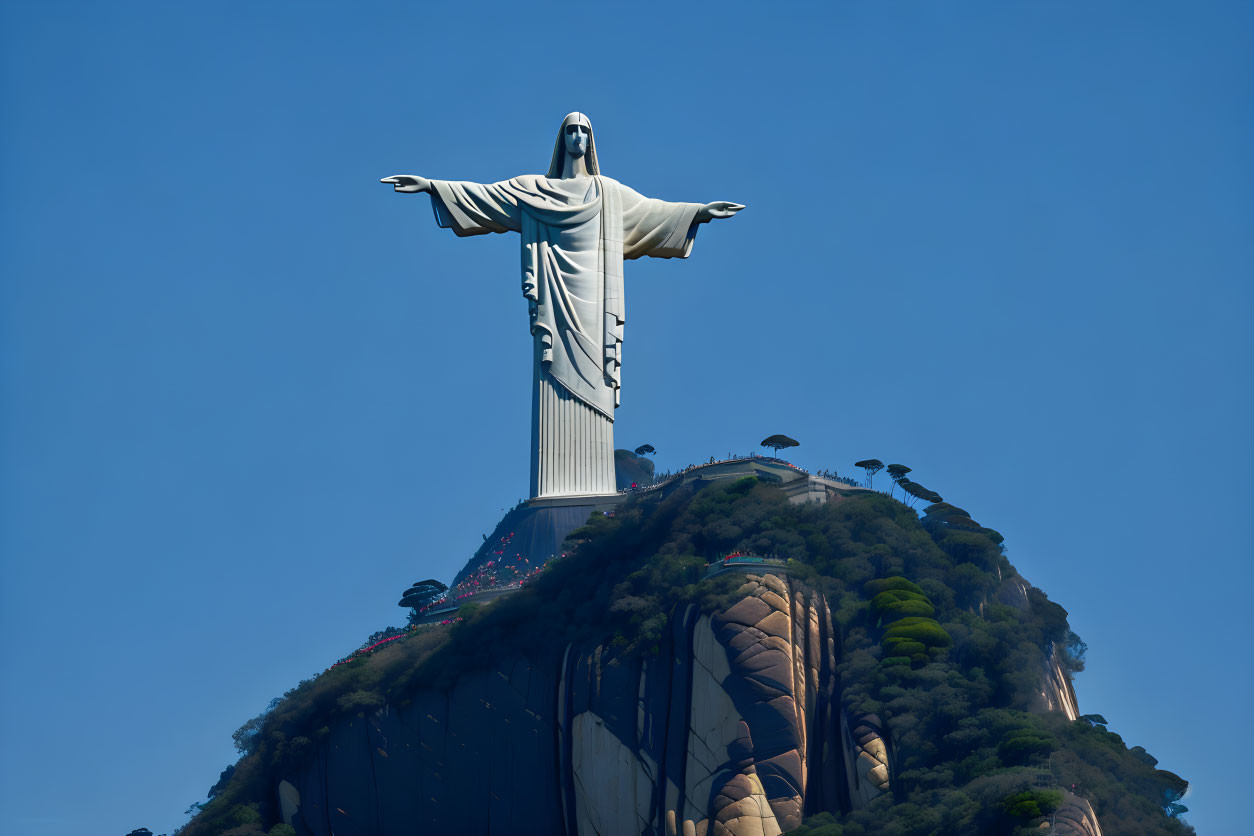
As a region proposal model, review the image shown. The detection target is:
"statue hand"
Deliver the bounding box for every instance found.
[380,174,430,193]
[698,201,745,222]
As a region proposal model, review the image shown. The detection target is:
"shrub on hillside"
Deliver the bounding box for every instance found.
[870,589,935,620]
[883,617,953,647]
[864,576,924,597]
[1002,789,1063,818]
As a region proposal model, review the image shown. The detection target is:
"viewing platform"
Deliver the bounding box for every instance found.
[635,455,867,505]
[703,554,794,579]
[409,585,521,625]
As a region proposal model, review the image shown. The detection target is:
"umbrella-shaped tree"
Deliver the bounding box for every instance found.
[760,434,799,456]
[884,464,911,498]
[854,458,884,489]
[399,578,448,610]
[897,480,942,508]
[924,502,971,518]
[899,479,937,508]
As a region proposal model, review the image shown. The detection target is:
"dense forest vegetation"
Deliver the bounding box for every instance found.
[183,476,1191,836]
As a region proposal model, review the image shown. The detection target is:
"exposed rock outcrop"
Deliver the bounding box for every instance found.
[1038,644,1080,722]
[995,575,1081,723]
[843,711,890,808]
[1035,791,1105,836]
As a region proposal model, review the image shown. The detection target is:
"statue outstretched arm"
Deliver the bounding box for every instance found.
[380,174,431,193]
[381,174,523,236]
[617,182,745,260]
[694,201,746,222]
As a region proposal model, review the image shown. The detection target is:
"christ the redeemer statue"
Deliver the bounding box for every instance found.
[381,112,742,499]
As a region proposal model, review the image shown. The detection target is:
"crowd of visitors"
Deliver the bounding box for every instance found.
[813,468,864,486]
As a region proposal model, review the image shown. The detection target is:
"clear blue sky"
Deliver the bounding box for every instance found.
[2,2,1249,834]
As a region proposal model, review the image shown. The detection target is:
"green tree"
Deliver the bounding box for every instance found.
[885,464,911,498]
[761,434,800,454]
[1064,629,1088,673]
[336,690,384,714]
[399,579,448,610]
[1001,789,1062,818]
[854,459,884,489]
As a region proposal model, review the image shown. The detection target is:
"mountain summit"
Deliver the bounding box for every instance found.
[184,466,1191,836]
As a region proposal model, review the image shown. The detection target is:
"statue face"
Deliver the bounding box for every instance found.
[564,123,589,158]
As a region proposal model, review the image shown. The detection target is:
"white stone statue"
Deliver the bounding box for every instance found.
[382,112,742,498]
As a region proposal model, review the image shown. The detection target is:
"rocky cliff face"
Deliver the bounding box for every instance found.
[997,575,1079,723]
[275,573,899,836]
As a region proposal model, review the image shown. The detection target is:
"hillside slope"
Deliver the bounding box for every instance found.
[185,476,1192,836]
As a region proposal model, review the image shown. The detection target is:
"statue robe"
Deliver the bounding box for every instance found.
[427,174,702,497]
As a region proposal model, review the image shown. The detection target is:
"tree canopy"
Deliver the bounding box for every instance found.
[761,434,800,452]
[897,479,942,506]
[398,579,448,609]
[854,459,885,489]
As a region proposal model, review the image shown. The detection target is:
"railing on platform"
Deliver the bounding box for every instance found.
[703,554,790,579]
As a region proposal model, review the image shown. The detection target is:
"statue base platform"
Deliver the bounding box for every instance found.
[412,457,867,624]
[449,456,865,588]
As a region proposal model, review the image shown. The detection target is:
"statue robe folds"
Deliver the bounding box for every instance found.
[427,174,702,497]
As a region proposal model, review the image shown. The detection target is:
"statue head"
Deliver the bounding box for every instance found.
[547,112,599,177]
[565,121,590,159]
